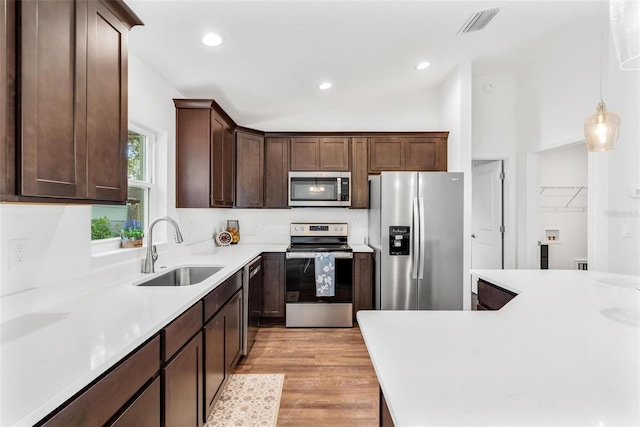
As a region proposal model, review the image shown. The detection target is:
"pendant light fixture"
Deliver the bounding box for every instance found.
[609,0,640,70]
[584,0,621,152]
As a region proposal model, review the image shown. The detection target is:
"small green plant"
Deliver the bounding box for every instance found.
[91,217,115,240]
[120,220,144,240]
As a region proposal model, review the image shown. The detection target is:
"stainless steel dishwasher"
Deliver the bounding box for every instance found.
[242,256,262,356]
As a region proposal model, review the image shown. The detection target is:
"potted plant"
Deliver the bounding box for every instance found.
[120,220,144,248]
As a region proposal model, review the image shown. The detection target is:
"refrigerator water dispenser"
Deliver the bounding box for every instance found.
[389,226,410,255]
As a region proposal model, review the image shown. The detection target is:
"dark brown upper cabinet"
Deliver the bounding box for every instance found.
[0,0,11,200]
[264,137,290,208]
[8,0,142,203]
[290,137,350,171]
[174,99,235,208]
[350,137,369,209]
[235,130,264,208]
[369,134,448,173]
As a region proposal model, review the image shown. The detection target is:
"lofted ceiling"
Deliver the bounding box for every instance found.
[126,0,599,131]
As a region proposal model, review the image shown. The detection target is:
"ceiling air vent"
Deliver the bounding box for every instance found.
[457,8,500,34]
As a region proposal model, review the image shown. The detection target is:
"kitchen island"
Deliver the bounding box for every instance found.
[358,269,640,426]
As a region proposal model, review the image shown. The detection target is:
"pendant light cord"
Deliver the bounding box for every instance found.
[599,0,605,103]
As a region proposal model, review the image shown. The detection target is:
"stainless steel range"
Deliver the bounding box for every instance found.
[285,223,353,327]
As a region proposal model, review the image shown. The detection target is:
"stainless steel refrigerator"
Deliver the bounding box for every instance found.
[368,172,464,310]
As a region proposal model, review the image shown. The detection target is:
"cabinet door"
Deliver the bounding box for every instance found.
[175,106,211,208]
[110,377,160,427]
[41,336,160,427]
[477,279,517,310]
[235,131,264,207]
[0,0,13,200]
[264,137,290,208]
[319,137,350,171]
[225,291,242,373]
[19,0,87,198]
[404,136,447,171]
[203,310,225,419]
[211,114,226,207]
[350,137,369,208]
[261,253,285,321]
[163,332,203,427]
[369,137,405,172]
[222,124,235,206]
[290,137,320,170]
[353,253,373,319]
[86,0,129,202]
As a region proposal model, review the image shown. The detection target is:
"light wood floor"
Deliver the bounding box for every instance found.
[234,325,380,426]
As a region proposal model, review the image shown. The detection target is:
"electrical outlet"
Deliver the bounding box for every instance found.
[622,224,631,238]
[254,220,262,230]
[351,220,358,229]
[10,238,28,270]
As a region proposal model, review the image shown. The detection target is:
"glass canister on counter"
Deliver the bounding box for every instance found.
[226,220,240,244]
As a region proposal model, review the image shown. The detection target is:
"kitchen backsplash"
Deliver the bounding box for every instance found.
[0,204,368,301]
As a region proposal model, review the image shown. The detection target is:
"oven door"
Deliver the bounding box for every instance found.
[285,252,353,327]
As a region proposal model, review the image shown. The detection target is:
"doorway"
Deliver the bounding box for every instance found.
[536,144,588,269]
[471,160,504,270]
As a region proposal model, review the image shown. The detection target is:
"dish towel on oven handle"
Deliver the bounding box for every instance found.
[315,253,335,297]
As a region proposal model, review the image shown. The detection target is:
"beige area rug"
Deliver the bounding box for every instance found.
[206,374,285,427]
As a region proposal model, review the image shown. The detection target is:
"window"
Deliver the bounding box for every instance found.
[91,125,153,241]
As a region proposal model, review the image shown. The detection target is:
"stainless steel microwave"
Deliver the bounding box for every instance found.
[288,171,351,207]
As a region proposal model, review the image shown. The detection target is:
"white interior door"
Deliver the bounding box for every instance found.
[472,161,503,269]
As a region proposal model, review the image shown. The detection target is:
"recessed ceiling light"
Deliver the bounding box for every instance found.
[415,61,431,70]
[319,82,332,90]
[202,33,223,47]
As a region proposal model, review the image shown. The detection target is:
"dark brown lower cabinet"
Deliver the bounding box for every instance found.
[204,309,225,417]
[380,389,395,427]
[261,252,285,323]
[37,336,161,427]
[353,252,373,320]
[224,291,242,373]
[163,332,203,427]
[110,377,160,427]
[203,273,243,422]
[477,279,517,310]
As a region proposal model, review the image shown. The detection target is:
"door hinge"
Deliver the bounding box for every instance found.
[499,225,505,233]
[499,171,505,180]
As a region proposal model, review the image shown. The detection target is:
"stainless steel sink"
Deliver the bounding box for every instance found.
[136,266,223,287]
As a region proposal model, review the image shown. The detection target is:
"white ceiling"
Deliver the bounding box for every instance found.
[127,0,599,131]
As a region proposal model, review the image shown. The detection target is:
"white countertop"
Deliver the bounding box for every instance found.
[0,242,286,427]
[0,240,373,426]
[357,269,640,427]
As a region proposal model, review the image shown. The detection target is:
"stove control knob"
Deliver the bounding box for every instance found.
[339,226,344,232]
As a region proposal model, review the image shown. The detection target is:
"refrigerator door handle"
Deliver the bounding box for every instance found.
[412,196,420,279]
[418,197,426,280]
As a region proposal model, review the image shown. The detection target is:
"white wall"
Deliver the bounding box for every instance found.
[439,61,472,309]
[596,37,640,275]
[509,10,639,275]
[513,13,600,269]
[471,72,517,268]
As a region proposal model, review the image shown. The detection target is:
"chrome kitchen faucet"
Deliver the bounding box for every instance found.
[142,216,184,273]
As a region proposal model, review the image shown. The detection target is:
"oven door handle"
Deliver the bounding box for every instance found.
[286,252,353,259]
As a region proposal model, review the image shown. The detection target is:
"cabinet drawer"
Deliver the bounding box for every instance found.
[40,335,160,427]
[110,376,160,427]
[477,279,517,310]
[163,301,203,362]
[204,271,242,322]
